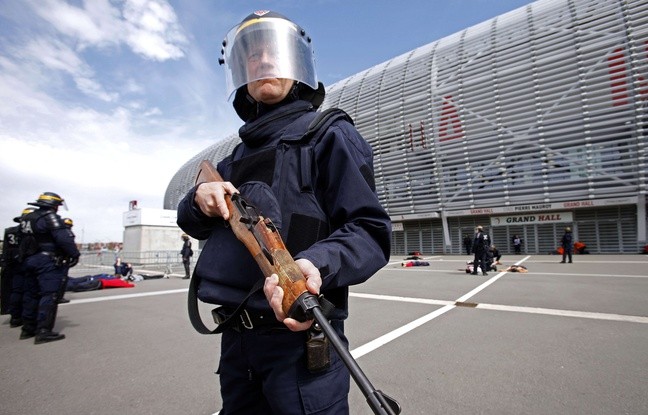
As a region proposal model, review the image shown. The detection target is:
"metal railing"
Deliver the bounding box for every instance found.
[69,250,201,278]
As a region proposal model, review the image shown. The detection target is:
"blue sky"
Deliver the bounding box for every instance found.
[0,0,532,243]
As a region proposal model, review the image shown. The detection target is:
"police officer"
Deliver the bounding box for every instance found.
[56,217,76,304]
[19,192,79,344]
[560,226,573,263]
[1,208,34,326]
[180,234,192,279]
[178,11,391,414]
[471,225,490,276]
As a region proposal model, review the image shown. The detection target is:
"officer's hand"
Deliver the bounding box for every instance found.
[68,256,79,268]
[194,181,239,219]
[264,258,322,332]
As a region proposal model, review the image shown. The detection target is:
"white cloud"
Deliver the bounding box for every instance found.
[74,76,119,102]
[0,102,213,242]
[0,1,232,242]
[122,0,188,60]
[28,0,187,61]
[28,0,122,48]
[19,37,119,102]
[24,37,87,74]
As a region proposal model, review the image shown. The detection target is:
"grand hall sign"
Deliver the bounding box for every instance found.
[490,212,573,226]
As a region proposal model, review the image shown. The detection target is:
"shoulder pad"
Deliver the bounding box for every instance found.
[44,212,65,230]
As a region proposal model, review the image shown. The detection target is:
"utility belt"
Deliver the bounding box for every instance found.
[37,251,61,267]
[39,251,73,268]
[212,306,287,332]
[212,306,335,373]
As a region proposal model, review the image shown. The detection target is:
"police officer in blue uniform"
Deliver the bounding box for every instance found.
[1,208,34,327]
[471,225,489,276]
[177,11,391,414]
[560,226,573,263]
[56,217,76,304]
[180,234,192,279]
[19,192,79,344]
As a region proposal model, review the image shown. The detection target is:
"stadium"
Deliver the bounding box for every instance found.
[164,0,648,255]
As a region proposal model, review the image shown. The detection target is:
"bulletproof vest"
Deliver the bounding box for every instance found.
[224,108,353,256]
[19,210,61,259]
[474,232,489,253]
[193,109,354,313]
[188,108,367,335]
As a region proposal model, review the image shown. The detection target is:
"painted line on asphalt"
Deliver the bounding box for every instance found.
[349,292,648,324]
[62,288,187,304]
[349,256,530,359]
[474,303,648,324]
[78,285,646,320]
[386,265,648,279]
[508,271,648,279]
[350,303,456,359]
[350,292,454,307]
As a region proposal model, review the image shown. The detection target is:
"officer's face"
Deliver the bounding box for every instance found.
[245,45,294,105]
[247,77,293,105]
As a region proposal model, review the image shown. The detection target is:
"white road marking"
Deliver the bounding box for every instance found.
[350,304,455,359]
[64,255,648,365]
[474,303,648,324]
[386,267,648,279]
[349,292,648,324]
[350,254,648,360]
[349,256,531,358]
[62,289,187,304]
[350,292,454,307]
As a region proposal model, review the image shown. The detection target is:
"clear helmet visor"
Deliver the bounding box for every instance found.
[221,16,318,100]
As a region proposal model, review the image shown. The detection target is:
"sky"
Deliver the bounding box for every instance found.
[0,0,533,244]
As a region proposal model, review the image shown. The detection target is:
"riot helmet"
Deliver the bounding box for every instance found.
[220,11,318,98]
[63,218,74,227]
[219,11,325,120]
[13,207,35,223]
[28,192,67,210]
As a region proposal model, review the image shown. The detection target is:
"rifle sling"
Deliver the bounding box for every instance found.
[188,269,336,334]
[187,270,263,334]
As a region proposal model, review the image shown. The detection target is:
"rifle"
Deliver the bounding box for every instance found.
[195,159,401,415]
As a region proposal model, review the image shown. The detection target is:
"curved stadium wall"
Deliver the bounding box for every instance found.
[165,0,648,254]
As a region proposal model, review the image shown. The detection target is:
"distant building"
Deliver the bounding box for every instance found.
[164,0,647,254]
[122,207,194,263]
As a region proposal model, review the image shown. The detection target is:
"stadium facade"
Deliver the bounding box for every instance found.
[164,0,648,255]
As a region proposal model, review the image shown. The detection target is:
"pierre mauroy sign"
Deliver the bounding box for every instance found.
[490,212,573,226]
[443,196,637,218]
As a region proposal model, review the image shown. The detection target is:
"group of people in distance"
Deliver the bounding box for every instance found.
[1,192,79,344]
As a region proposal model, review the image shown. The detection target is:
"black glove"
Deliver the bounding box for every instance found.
[68,256,79,268]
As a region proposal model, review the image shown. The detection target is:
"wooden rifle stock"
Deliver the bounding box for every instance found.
[194,159,401,414]
[195,159,309,319]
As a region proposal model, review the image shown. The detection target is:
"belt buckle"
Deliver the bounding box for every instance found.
[240,309,253,330]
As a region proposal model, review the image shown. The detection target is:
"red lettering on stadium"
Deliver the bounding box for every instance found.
[438,95,464,142]
[470,208,493,214]
[608,48,629,106]
[563,201,594,208]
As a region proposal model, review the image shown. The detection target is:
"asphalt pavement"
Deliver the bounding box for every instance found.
[1,254,647,414]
